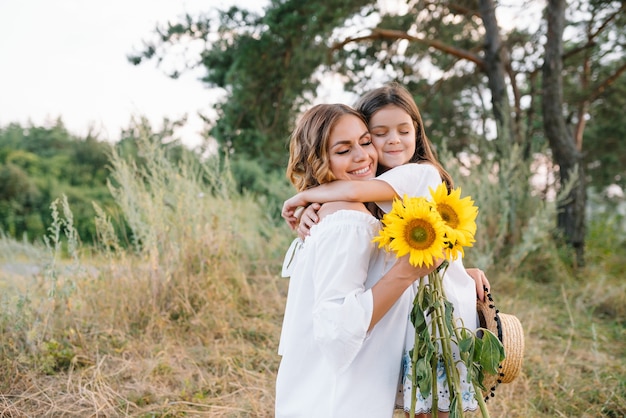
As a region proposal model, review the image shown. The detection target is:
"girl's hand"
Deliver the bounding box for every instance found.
[296,203,321,239]
[466,268,490,301]
[282,194,309,230]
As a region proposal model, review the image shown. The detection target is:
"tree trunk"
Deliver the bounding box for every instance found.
[542,0,586,266]
[478,0,524,246]
[478,0,515,152]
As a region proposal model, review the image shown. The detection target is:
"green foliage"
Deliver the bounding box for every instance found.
[130,0,374,171]
[229,157,293,220]
[585,189,626,282]
[39,338,76,375]
[0,121,114,243]
[583,73,626,190]
[439,142,581,284]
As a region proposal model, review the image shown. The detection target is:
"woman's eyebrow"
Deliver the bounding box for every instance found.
[330,131,370,149]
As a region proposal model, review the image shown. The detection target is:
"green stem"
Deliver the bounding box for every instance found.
[431,318,438,417]
[410,313,420,418]
[474,381,491,418]
[432,269,464,416]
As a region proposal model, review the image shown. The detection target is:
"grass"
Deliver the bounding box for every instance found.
[0,136,624,417]
[1,239,624,417]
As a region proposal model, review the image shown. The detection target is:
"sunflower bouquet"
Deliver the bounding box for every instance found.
[373,183,505,418]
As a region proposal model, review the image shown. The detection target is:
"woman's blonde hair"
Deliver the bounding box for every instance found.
[287,103,367,191]
[355,82,453,189]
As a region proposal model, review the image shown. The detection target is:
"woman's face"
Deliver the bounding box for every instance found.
[328,114,377,181]
[368,104,416,170]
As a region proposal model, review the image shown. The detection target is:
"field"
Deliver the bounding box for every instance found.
[0,142,624,417]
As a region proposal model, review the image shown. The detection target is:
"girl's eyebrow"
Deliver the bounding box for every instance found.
[371,122,411,129]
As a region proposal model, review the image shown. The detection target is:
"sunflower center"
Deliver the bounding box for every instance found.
[404,218,437,250]
[438,203,459,229]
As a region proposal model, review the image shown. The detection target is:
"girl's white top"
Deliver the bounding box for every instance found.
[378,163,479,413]
[376,163,478,333]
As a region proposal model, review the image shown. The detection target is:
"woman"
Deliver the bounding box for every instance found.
[275,103,442,417]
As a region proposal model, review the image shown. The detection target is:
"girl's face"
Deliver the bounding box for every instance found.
[368,104,416,170]
[328,114,378,181]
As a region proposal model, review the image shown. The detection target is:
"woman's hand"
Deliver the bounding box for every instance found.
[466,268,490,301]
[393,254,445,280]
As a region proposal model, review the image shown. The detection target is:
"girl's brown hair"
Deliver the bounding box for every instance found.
[287,103,368,192]
[354,82,453,189]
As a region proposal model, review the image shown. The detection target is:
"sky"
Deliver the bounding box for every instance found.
[0,0,267,148]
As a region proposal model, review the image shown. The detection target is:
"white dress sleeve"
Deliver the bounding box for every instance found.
[374,163,443,212]
[281,237,303,278]
[309,211,378,372]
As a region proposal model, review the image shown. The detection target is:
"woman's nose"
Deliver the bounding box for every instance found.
[353,144,369,161]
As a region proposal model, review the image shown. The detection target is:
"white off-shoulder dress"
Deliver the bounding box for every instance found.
[276,210,409,418]
[376,163,479,414]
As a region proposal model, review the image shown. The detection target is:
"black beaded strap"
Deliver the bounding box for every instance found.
[483,286,504,402]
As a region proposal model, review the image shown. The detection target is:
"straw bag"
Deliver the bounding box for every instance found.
[477,291,525,401]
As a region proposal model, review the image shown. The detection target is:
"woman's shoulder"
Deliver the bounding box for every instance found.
[318,201,371,220]
[313,203,380,230]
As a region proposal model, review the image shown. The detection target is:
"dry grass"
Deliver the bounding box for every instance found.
[0,252,288,418]
[2,233,624,418]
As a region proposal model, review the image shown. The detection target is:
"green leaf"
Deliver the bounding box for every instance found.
[415,357,432,399]
[476,329,505,375]
[411,300,428,332]
[417,283,434,310]
[468,362,482,389]
[458,334,474,357]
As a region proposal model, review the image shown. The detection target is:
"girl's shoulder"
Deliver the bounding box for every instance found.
[387,162,438,174]
[377,162,441,183]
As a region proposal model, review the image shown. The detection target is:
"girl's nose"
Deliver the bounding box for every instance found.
[387,133,400,144]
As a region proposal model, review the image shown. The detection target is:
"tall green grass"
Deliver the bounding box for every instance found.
[0,133,624,417]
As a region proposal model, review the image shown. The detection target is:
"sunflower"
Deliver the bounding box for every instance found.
[373,195,448,267]
[429,182,478,259]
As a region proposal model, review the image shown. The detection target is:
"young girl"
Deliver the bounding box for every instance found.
[281,83,489,417]
[276,103,443,417]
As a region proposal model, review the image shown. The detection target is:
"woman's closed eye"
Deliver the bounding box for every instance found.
[335,140,373,155]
